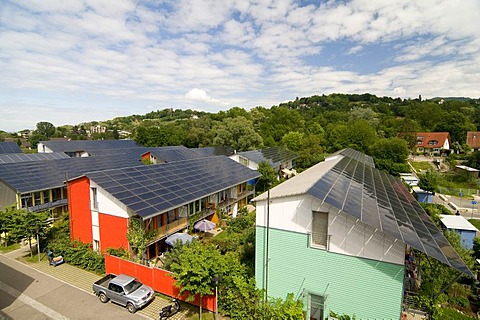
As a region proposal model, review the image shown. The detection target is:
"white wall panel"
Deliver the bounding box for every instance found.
[90,182,129,218]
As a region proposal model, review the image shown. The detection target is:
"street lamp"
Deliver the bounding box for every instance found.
[212,275,222,320]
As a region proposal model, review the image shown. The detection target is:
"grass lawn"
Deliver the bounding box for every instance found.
[438,308,476,320]
[411,161,433,172]
[0,243,20,253]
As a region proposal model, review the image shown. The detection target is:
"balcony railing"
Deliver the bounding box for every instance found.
[147,217,188,245]
[28,199,68,212]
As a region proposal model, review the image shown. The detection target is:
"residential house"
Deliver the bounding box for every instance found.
[412,186,433,203]
[230,147,298,179]
[37,139,138,156]
[466,131,480,151]
[415,132,450,155]
[0,152,69,164]
[455,165,479,179]
[141,146,233,164]
[253,148,472,319]
[4,137,31,150]
[68,156,260,257]
[440,215,478,249]
[0,153,142,216]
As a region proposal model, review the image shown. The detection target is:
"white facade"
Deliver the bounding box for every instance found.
[90,181,130,218]
[256,193,404,265]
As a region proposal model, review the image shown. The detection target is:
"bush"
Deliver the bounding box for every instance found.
[106,246,129,259]
[48,237,104,274]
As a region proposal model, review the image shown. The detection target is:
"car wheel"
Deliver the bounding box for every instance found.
[127,302,136,313]
[99,292,109,303]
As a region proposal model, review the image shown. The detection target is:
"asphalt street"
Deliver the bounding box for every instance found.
[0,254,144,320]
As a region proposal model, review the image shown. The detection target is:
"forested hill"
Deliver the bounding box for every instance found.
[8,93,480,174]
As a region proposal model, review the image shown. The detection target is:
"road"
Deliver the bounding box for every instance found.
[0,255,144,320]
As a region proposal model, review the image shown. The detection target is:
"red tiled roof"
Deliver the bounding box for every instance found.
[416,132,450,149]
[467,131,480,149]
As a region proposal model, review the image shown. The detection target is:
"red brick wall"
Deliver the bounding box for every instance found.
[68,177,92,243]
[105,254,216,312]
[98,213,128,251]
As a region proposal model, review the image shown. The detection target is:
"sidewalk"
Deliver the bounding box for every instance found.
[3,245,190,319]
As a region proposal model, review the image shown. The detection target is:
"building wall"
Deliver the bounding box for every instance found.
[459,230,476,250]
[68,177,93,243]
[255,227,404,319]
[98,213,129,251]
[0,181,16,210]
[255,195,404,265]
[92,182,129,218]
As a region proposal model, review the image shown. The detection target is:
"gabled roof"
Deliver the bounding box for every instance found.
[237,147,298,168]
[0,153,143,193]
[146,146,201,162]
[0,152,69,164]
[416,132,450,149]
[0,141,22,154]
[440,215,479,232]
[84,156,260,220]
[253,148,473,277]
[39,139,138,153]
[466,131,480,149]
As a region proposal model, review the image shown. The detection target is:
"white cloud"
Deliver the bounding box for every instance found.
[347,45,364,55]
[185,88,229,106]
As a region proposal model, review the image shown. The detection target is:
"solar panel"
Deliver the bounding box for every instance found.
[306,149,473,277]
[0,142,22,154]
[0,152,69,163]
[86,156,260,220]
[0,153,143,193]
[237,147,298,168]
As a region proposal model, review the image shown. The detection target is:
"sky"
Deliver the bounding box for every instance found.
[1,0,480,132]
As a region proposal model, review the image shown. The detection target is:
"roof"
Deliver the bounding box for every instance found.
[440,215,479,232]
[455,165,479,172]
[416,132,450,149]
[253,148,473,277]
[0,141,22,154]
[0,152,69,164]
[84,156,261,220]
[39,139,138,153]
[0,153,143,193]
[466,131,480,149]
[147,146,201,162]
[237,147,298,168]
[193,146,234,157]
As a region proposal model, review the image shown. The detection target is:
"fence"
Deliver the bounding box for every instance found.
[437,187,479,197]
[104,254,215,311]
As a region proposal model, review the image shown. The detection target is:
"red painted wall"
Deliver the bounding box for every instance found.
[98,213,129,251]
[68,177,92,243]
[105,254,216,312]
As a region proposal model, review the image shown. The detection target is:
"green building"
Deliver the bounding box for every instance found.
[254,149,472,319]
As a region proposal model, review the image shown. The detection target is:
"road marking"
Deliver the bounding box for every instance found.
[0,279,68,320]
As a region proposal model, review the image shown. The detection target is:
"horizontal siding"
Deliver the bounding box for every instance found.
[256,226,404,319]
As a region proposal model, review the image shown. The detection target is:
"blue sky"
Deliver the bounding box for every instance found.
[1,0,479,132]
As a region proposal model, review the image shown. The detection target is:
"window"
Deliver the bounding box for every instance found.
[34,192,41,206]
[43,191,50,204]
[91,187,98,210]
[239,156,249,166]
[309,294,324,320]
[52,188,61,202]
[21,194,33,208]
[93,240,100,251]
[311,211,329,249]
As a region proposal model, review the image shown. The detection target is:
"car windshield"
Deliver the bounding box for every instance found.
[124,279,142,294]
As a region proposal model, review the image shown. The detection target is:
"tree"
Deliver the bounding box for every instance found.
[3,206,49,255]
[418,170,438,195]
[256,161,277,193]
[168,241,223,320]
[29,133,47,148]
[36,122,56,138]
[213,116,263,151]
[126,219,156,263]
[371,138,410,175]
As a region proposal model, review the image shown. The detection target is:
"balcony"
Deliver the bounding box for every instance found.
[147,217,188,245]
[28,199,68,212]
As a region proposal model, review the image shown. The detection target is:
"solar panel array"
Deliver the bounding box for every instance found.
[307,152,473,277]
[0,152,69,164]
[0,153,143,193]
[40,139,138,152]
[238,147,298,168]
[86,156,260,219]
[0,142,22,154]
